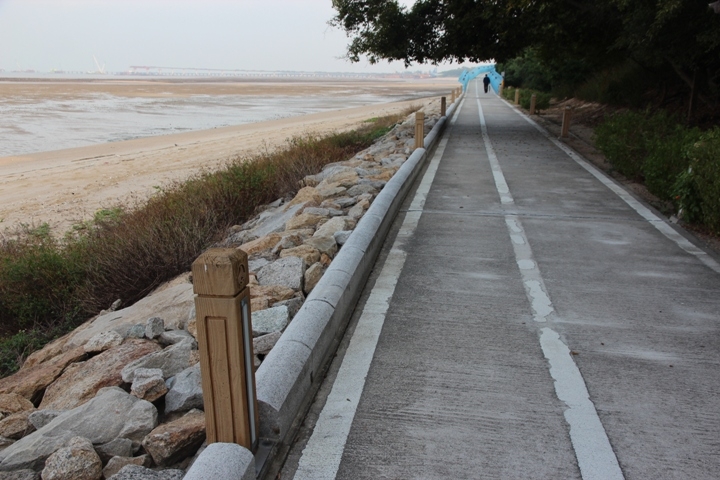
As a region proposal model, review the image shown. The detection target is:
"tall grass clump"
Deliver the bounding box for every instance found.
[0,114,404,375]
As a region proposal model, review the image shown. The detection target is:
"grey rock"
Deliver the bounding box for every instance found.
[0,388,156,472]
[66,284,194,348]
[109,465,184,480]
[95,438,135,463]
[273,297,303,319]
[347,184,377,197]
[158,330,196,348]
[270,235,299,256]
[304,235,337,257]
[130,369,167,402]
[164,364,203,415]
[251,306,290,337]
[316,165,355,182]
[253,332,282,356]
[0,470,38,480]
[126,325,145,339]
[121,340,193,383]
[248,258,270,274]
[40,436,102,480]
[303,207,330,217]
[257,256,305,291]
[333,230,353,246]
[145,317,164,340]
[27,411,62,431]
[102,455,151,479]
[109,299,122,312]
[83,331,123,353]
[250,202,305,238]
[357,179,387,190]
[314,216,349,238]
[334,197,357,209]
[328,208,344,217]
[225,229,256,246]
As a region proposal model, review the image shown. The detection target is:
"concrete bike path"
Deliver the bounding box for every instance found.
[289,80,720,479]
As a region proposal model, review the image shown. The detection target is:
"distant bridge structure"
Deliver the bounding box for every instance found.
[459,65,503,93]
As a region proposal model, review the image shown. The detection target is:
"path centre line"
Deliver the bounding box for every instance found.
[293,100,465,480]
[475,82,624,480]
[502,96,720,275]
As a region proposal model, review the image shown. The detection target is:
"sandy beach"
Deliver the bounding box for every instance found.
[0,78,458,233]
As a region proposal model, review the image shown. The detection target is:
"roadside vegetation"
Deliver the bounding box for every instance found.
[496,48,720,237]
[0,113,406,376]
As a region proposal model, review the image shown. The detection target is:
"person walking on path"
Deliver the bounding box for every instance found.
[483,74,490,93]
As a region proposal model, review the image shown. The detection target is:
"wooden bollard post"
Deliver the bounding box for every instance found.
[414,111,425,149]
[499,81,504,97]
[451,89,455,103]
[192,248,258,451]
[441,96,446,117]
[529,94,537,115]
[514,89,521,105]
[560,106,572,138]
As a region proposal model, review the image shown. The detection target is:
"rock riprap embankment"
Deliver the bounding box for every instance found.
[0,101,442,478]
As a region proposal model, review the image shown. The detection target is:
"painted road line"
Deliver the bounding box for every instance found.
[502,97,720,275]
[475,85,624,480]
[293,101,464,480]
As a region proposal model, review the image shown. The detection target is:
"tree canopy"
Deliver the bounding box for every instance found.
[331,0,720,109]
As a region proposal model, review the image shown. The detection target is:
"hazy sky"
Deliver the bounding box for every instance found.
[0,0,471,73]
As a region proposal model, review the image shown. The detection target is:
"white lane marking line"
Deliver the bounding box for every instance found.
[502,97,720,275]
[293,100,464,480]
[476,89,624,480]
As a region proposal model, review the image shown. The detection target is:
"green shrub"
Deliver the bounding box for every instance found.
[681,128,720,232]
[643,124,701,200]
[594,111,649,180]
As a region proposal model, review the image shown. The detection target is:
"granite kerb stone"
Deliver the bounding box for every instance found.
[184,443,255,480]
[252,103,452,450]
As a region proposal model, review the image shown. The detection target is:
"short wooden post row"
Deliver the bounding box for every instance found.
[441,96,446,117]
[414,111,425,149]
[192,247,259,452]
[514,89,521,105]
[529,94,537,115]
[561,106,572,138]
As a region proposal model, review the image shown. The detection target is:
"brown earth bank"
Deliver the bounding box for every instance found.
[0,79,458,234]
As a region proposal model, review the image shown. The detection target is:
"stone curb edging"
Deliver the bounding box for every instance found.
[187,95,463,479]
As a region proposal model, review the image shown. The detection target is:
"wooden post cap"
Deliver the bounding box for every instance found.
[192,248,248,297]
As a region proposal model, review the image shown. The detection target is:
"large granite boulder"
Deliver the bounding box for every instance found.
[164,364,203,415]
[257,256,305,291]
[0,388,157,472]
[120,340,194,383]
[109,465,184,480]
[65,284,194,349]
[0,348,87,404]
[40,436,101,480]
[142,409,205,467]
[39,340,161,410]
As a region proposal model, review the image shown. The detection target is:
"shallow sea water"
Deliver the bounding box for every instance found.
[0,86,434,157]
